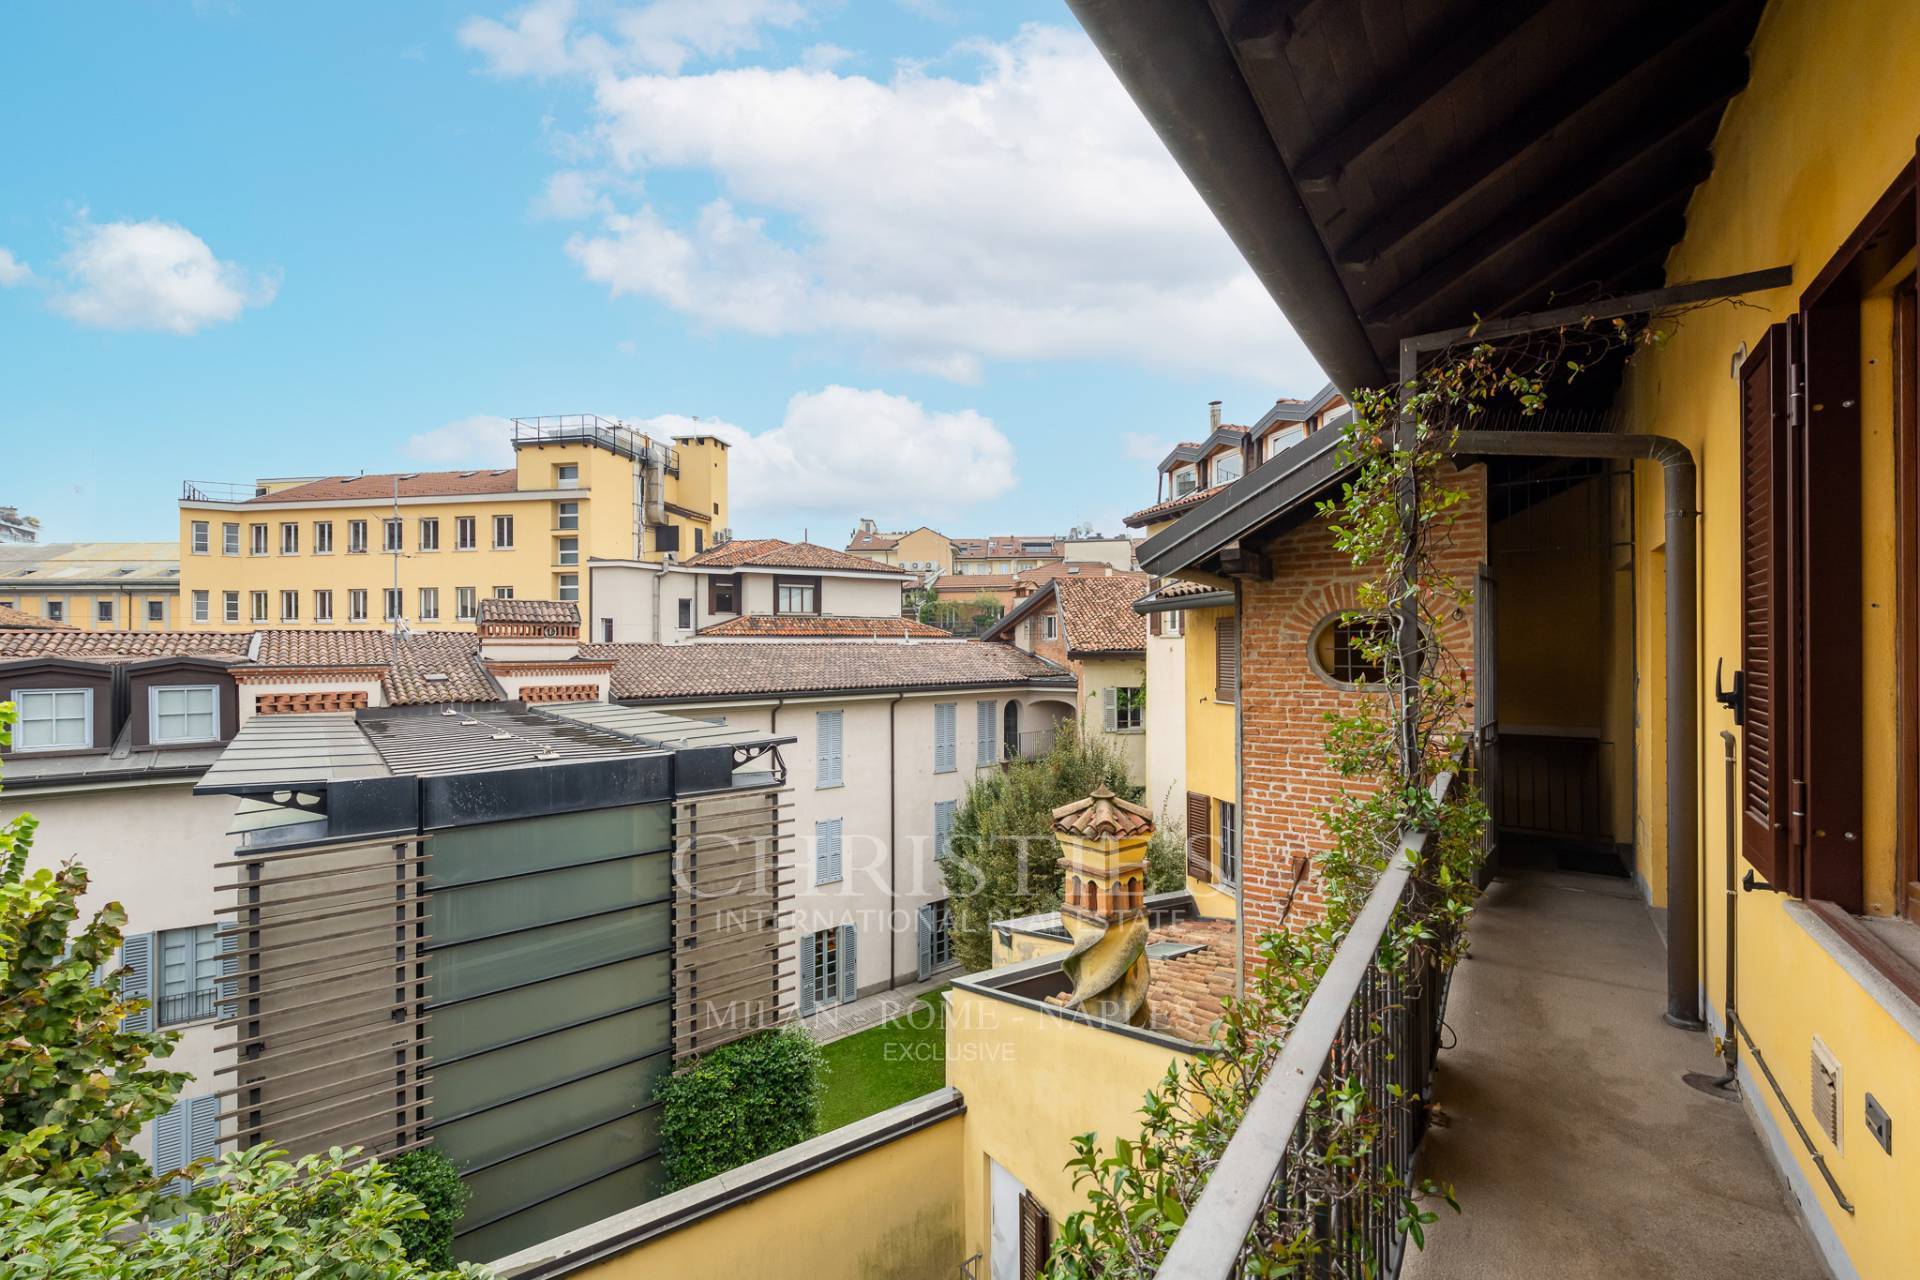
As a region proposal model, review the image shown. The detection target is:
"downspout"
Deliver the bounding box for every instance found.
[1454,429,1704,1028]
[650,566,662,645]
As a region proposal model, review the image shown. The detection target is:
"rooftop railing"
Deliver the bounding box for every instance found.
[1159,766,1460,1279]
[511,415,680,475]
[181,480,263,503]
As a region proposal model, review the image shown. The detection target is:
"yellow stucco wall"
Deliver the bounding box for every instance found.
[946,986,1199,1270]
[897,527,956,574]
[1079,654,1148,786]
[1614,0,1920,1270]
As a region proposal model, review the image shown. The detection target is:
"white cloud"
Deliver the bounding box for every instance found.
[0,248,32,287]
[1122,432,1172,465]
[402,415,516,466]
[50,218,276,335]
[480,19,1314,384]
[461,0,806,78]
[799,42,853,71]
[640,385,1014,524]
[533,169,614,219]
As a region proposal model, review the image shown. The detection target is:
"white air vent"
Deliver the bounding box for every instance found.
[1810,1036,1842,1149]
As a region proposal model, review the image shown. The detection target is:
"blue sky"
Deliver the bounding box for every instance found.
[1,1,1320,547]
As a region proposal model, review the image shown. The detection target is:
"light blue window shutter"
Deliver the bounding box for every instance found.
[188,1095,221,1171]
[839,924,858,1003]
[815,819,843,885]
[976,700,995,764]
[1103,688,1118,733]
[217,928,239,1021]
[934,703,956,773]
[121,933,153,1033]
[799,934,817,1016]
[917,905,936,982]
[152,1099,187,1176]
[816,710,843,787]
[934,800,956,859]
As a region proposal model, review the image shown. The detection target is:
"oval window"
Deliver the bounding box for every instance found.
[1308,614,1394,691]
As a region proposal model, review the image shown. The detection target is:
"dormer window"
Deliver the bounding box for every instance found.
[1212,451,1244,486]
[1172,465,1199,497]
[150,685,220,745]
[13,688,91,751]
[1265,424,1307,459]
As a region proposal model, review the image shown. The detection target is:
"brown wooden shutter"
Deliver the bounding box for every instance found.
[1017,1191,1050,1280]
[1739,326,1791,886]
[1149,607,1162,637]
[1215,616,1239,704]
[1186,790,1213,882]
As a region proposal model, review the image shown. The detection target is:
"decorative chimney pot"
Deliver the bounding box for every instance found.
[1051,786,1155,1027]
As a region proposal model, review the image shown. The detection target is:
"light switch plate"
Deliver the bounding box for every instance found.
[1865,1092,1892,1154]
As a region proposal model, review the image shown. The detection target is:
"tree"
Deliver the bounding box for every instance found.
[0,508,38,544]
[939,727,1170,971]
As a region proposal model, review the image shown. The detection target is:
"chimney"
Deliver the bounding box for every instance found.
[1208,400,1222,431]
[1052,786,1156,1029]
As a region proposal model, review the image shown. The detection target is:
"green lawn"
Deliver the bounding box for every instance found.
[815,988,950,1134]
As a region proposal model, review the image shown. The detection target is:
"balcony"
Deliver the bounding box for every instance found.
[511,414,679,475]
[156,987,215,1027]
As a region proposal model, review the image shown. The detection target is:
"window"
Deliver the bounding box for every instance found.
[1172,465,1199,497]
[557,536,579,566]
[676,597,693,631]
[1265,424,1306,459]
[1308,614,1391,690]
[601,618,614,642]
[222,591,239,624]
[492,515,514,549]
[917,898,954,980]
[418,517,440,551]
[348,519,368,554]
[279,590,298,622]
[814,818,843,885]
[934,799,957,859]
[493,586,514,599]
[815,709,843,788]
[95,599,114,624]
[709,575,738,613]
[457,516,478,550]
[1164,608,1184,638]
[557,573,579,602]
[801,926,855,1014]
[250,591,268,623]
[191,590,209,623]
[280,522,299,555]
[315,589,333,623]
[349,589,368,623]
[222,522,240,556]
[151,1094,220,1183]
[12,689,90,750]
[190,520,209,554]
[1215,616,1239,704]
[150,685,219,744]
[314,521,333,554]
[456,587,477,621]
[556,501,580,532]
[155,924,219,1026]
[1218,800,1239,886]
[419,587,439,621]
[1105,687,1145,733]
[1041,613,1057,642]
[976,699,997,765]
[44,599,63,623]
[384,588,403,621]
[383,518,403,553]
[250,523,268,556]
[556,463,580,488]
[1212,451,1244,485]
[933,702,956,773]
[694,528,704,553]
[145,599,164,624]
[776,579,817,614]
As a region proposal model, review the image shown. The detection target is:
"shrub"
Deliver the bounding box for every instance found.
[387,1148,470,1269]
[653,1030,825,1191]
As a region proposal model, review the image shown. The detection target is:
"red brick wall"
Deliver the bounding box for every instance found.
[255,690,370,715]
[1029,602,1071,669]
[1237,467,1486,964]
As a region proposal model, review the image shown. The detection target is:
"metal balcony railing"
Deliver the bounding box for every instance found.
[156,988,215,1027]
[181,480,262,503]
[1159,766,1462,1279]
[511,415,680,475]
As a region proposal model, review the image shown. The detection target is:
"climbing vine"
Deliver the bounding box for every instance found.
[1044,311,1685,1277]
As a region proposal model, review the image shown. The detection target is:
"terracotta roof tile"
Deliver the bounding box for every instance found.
[0,604,72,630]
[477,598,580,626]
[0,629,249,662]
[697,615,952,639]
[250,630,503,704]
[1053,575,1150,656]
[1124,484,1225,528]
[244,470,519,503]
[1052,786,1153,838]
[1156,578,1223,599]
[1146,918,1236,1044]
[583,640,1071,702]
[932,574,1017,593]
[683,538,911,575]
[846,530,900,551]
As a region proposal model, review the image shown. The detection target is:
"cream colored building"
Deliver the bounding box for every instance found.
[845,520,956,581]
[177,417,727,635]
[0,542,180,629]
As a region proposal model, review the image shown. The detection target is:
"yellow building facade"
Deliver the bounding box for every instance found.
[177,420,727,635]
[0,542,180,630]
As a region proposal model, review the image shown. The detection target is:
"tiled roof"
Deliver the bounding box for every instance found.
[846,530,900,551]
[0,629,250,663]
[682,538,911,575]
[1052,787,1153,838]
[932,574,1017,594]
[242,470,519,503]
[1054,575,1151,656]
[0,604,70,630]
[0,542,179,586]
[697,615,953,639]
[582,640,1071,702]
[250,630,503,704]
[1124,484,1225,528]
[1147,918,1235,1044]
[1156,578,1222,599]
[1016,561,1134,584]
[477,598,580,626]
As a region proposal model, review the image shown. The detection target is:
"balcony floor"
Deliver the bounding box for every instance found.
[1402,869,1827,1280]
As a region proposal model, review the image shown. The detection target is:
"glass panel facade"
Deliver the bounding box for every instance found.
[460,1109,662,1227]
[432,1053,670,1172]
[431,953,669,1060]
[432,853,669,946]
[427,904,671,1005]
[429,805,670,888]
[454,1158,664,1264]
[434,1003,672,1121]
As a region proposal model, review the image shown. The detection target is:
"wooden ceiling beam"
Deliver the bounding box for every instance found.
[1487,193,1693,319]
[1334,4,1750,267]
[1291,0,1553,189]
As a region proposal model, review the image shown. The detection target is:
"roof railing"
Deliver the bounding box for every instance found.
[511,415,680,475]
[181,481,264,503]
[1159,765,1462,1279]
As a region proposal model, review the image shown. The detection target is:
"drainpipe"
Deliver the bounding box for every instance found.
[1453,429,1704,1028]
